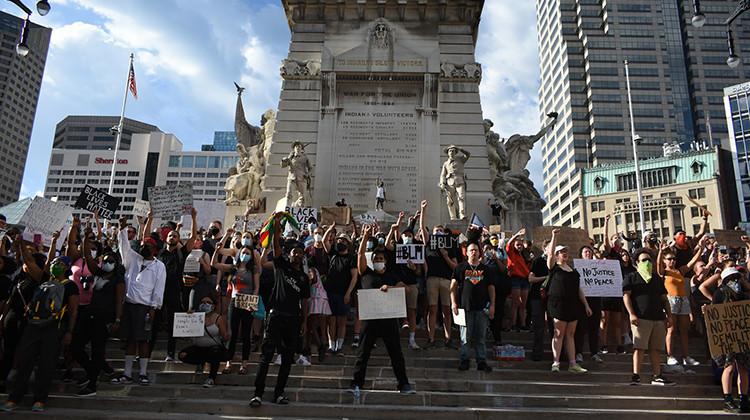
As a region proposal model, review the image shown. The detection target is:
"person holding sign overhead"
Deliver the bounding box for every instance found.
[348,225,415,395]
[546,229,592,373]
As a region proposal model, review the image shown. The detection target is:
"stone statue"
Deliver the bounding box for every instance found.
[439,145,470,220]
[505,112,557,173]
[282,141,313,207]
[233,82,262,149]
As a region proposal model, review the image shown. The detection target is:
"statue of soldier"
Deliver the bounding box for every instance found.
[438,145,470,220]
[281,141,313,207]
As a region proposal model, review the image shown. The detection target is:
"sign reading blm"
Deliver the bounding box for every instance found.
[396,244,425,264]
[74,185,121,220]
[148,184,194,220]
[573,258,623,297]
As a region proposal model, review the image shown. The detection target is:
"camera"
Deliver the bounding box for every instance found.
[80,275,93,291]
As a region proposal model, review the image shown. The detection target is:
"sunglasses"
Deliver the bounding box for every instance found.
[639,259,652,263]
[664,257,676,261]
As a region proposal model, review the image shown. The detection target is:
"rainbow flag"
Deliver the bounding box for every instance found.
[259,212,300,248]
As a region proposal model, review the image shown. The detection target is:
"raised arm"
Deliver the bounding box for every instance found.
[357,225,371,275]
[682,236,707,275]
[656,241,667,278]
[93,209,103,242]
[185,208,198,251]
[272,212,283,260]
[66,218,82,262]
[16,234,43,283]
[603,214,612,253]
[118,217,140,270]
[47,230,61,270]
[322,222,336,254]
[211,241,234,272]
[418,200,429,244]
[547,229,558,271]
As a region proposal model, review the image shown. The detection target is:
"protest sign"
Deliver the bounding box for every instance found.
[233,293,259,311]
[181,200,226,233]
[285,206,318,231]
[704,300,750,357]
[74,185,121,220]
[396,244,425,264]
[19,197,73,249]
[714,229,747,249]
[428,234,460,251]
[320,206,351,225]
[247,197,266,214]
[132,199,150,219]
[357,287,407,320]
[235,215,265,232]
[452,308,466,326]
[172,312,205,337]
[533,226,591,252]
[148,184,194,220]
[183,249,204,273]
[357,210,397,226]
[489,225,503,234]
[573,258,623,297]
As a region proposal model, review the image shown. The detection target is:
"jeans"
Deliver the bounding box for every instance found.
[351,318,409,390]
[70,306,111,391]
[575,297,602,355]
[10,323,63,404]
[530,298,545,359]
[459,310,488,363]
[254,312,302,399]
[179,345,220,380]
[228,299,253,361]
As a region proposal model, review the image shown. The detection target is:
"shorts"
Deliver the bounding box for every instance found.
[119,302,151,342]
[405,284,419,309]
[668,295,691,315]
[327,293,350,317]
[427,276,451,306]
[511,276,529,291]
[631,318,667,350]
[602,297,624,312]
[376,197,384,206]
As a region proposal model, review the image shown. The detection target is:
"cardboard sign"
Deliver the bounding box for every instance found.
[74,185,121,220]
[713,229,747,249]
[233,293,259,311]
[357,287,407,320]
[172,312,205,337]
[489,225,503,234]
[428,234,460,251]
[320,206,351,225]
[396,244,425,264]
[132,199,150,218]
[18,197,73,249]
[573,258,623,297]
[285,206,318,231]
[533,226,591,253]
[705,300,750,357]
[183,249,204,273]
[246,197,267,214]
[148,184,194,220]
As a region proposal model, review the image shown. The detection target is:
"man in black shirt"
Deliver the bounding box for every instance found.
[349,225,415,394]
[250,213,310,408]
[528,239,551,361]
[321,223,358,354]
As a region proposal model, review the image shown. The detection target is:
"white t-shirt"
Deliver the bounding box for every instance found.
[376,184,385,199]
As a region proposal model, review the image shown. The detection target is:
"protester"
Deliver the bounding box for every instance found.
[178,293,230,388]
[528,239,551,361]
[182,235,212,311]
[306,268,330,362]
[395,211,423,350]
[321,222,358,355]
[506,228,531,332]
[483,240,508,347]
[574,245,602,364]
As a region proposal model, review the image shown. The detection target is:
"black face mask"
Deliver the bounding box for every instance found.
[208,228,220,237]
[336,243,348,253]
[234,241,242,249]
[140,247,154,259]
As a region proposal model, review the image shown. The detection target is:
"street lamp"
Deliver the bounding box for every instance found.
[36,0,50,16]
[15,16,29,57]
[625,60,646,236]
[6,0,52,56]
[727,28,741,68]
[692,0,706,27]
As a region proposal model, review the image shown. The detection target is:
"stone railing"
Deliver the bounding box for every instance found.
[613,196,683,214]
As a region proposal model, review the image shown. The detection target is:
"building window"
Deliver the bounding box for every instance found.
[688,188,706,199]
[167,172,178,177]
[691,161,701,175]
[195,156,207,168]
[208,157,220,168]
[690,206,701,218]
[169,156,180,167]
[221,157,234,169]
[127,171,139,177]
[592,217,605,228]
[594,176,604,190]
[182,156,194,168]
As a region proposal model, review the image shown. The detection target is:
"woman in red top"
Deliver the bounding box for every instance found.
[505,229,531,331]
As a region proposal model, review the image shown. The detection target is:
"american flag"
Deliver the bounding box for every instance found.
[469,212,489,234]
[128,62,138,100]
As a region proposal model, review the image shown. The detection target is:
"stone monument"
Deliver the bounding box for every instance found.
[259,0,493,228]
[439,145,470,220]
[281,140,313,206]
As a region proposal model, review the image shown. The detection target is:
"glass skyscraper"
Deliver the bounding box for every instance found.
[201,131,237,151]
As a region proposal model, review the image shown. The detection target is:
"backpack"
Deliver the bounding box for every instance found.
[21,279,70,327]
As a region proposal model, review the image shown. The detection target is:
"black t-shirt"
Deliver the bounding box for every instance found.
[452,261,492,311]
[87,267,126,319]
[547,264,580,302]
[0,274,11,301]
[158,247,186,294]
[528,256,549,300]
[490,203,502,216]
[425,237,456,279]
[33,273,80,327]
[360,267,400,290]
[325,250,356,295]
[622,271,668,321]
[270,256,310,317]
[305,245,329,276]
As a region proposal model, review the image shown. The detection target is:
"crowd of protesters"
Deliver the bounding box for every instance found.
[0,194,747,413]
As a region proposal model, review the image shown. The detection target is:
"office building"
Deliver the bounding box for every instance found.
[723,81,750,222]
[0,11,51,206]
[536,0,748,229]
[201,131,237,151]
[52,115,160,151]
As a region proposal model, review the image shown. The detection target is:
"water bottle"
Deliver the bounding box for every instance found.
[144,313,151,332]
[353,387,360,405]
[483,302,492,319]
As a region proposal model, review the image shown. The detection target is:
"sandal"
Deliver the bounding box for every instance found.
[238,366,248,375]
[221,365,232,374]
[273,395,290,405]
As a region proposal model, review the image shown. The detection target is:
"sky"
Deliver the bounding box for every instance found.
[8,0,542,200]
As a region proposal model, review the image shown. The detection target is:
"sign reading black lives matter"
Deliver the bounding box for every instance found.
[148,184,194,220]
[705,300,750,357]
[285,206,318,231]
[74,185,121,220]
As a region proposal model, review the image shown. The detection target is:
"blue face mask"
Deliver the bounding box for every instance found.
[198,302,213,313]
[102,262,116,272]
[402,236,413,244]
[378,237,385,246]
[242,238,252,247]
[366,241,374,250]
[240,253,251,263]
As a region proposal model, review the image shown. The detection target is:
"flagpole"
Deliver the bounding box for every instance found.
[108,53,134,195]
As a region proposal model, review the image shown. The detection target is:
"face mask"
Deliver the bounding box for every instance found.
[242,238,252,247]
[378,237,385,246]
[50,264,63,278]
[140,247,153,259]
[91,250,97,259]
[198,302,213,313]
[373,262,386,272]
[102,262,116,272]
[485,251,494,260]
[336,243,348,253]
[240,253,251,263]
[490,239,499,246]
[637,260,653,283]
[434,231,444,236]
[208,227,220,237]
[402,237,412,244]
[111,245,118,252]
[314,234,323,243]
[675,234,687,249]
[366,241,374,250]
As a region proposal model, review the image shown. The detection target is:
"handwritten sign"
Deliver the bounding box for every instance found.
[705,300,750,357]
[285,206,317,231]
[148,184,194,220]
[428,234,460,251]
[19,197,73,249]
[396,244,425,264]
[235,215,265,232]
[183,249,204,273]
[573,258,623,297]
[132,199,150,219]
[320,206,351,225]
[74,185,121,220]
[533,226,591,253]
[357,287,407,320]
[233,293,259,311]
[714,229,747,249]
[246,197,267,214]
[172,312,205,337]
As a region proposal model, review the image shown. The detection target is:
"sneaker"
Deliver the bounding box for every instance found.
[76,387,97,397]
[575,353,583,363]
[61,371,73,383]
[422,340,435,349]
[666,356,679,366]
[0,401,17,411]
[249,396,262,408]
[138,375,150,386]
[348,384,360,393]
[444,339,458,350]
[274,354,282,365]
[31,402,45,412]
[351,339,360,348]
[630,373,641,385]
[296,355,312,367]
[599,346,609,354]
[408,341,420,350]
[519,325,531,332]
[399,384,416,394]
[164,354,174,362]
[202,378,215,388]
[325,348,336,356]
[683,356,700,366]
[724,399,742,414]
[591,354,603,363]
[273,395,290,405]
[458,360,470,371]
[551,363,560,372]
[109,375,133,384]
[477,361,493,372]
[76,377,90,388]
[335,349,345,357]
[616,345,627,355]
[650,375,675,386]
[568,364,588,373]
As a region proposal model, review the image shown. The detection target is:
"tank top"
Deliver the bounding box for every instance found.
[192,314,221,348]
[664,268,686,297]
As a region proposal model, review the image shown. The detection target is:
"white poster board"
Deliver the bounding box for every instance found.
[132,199,150,219]
[183,249,204,273]
[172,312,205,337]
[452,308,466,326]
[235,215,265,233]
[573,258,623,297]
[148,184,194,220]
[284,206,318,231]
[18,197,73,250]
[357,287,407,320]
[181,200,226,233]
[395,244,425,264]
